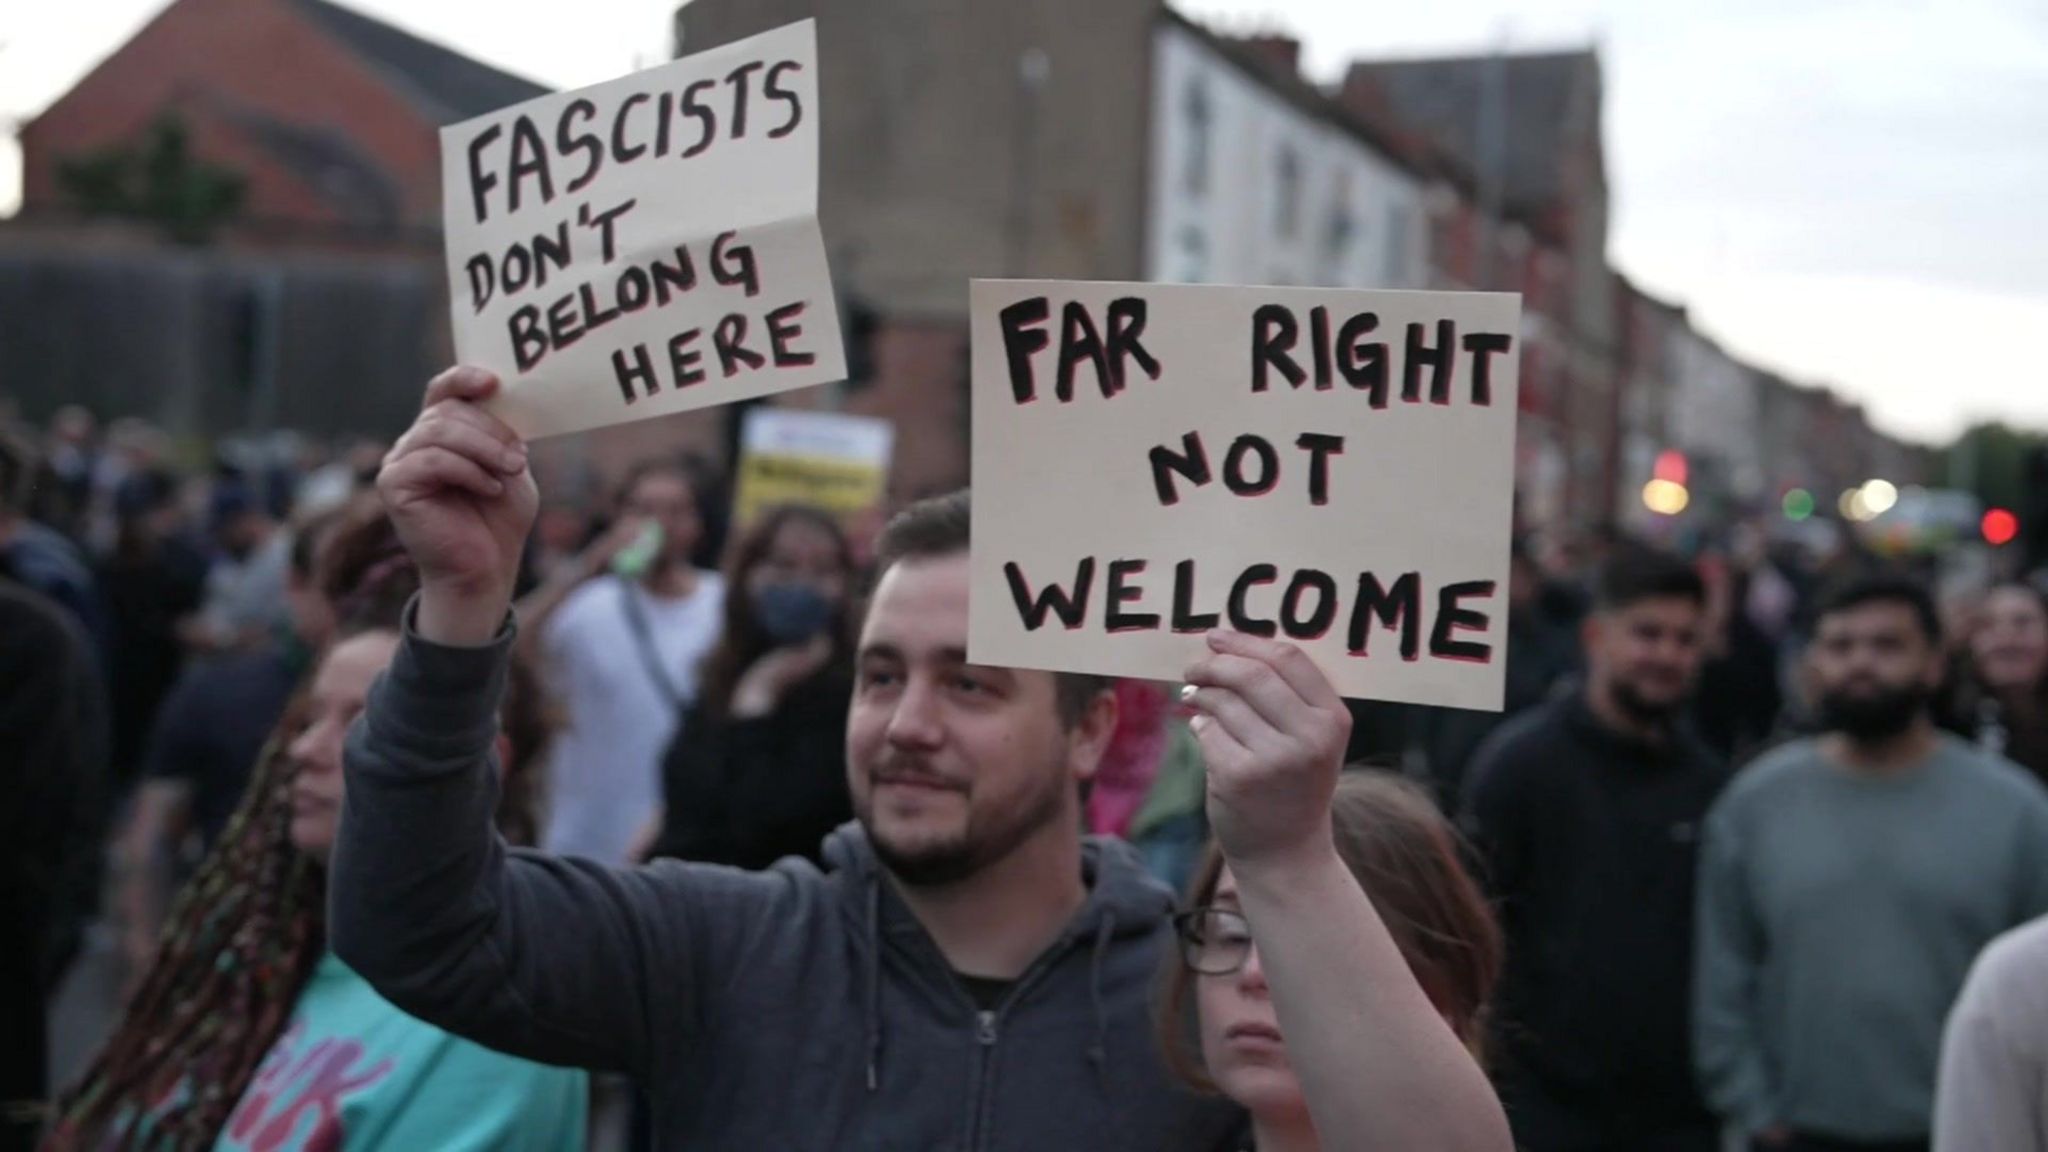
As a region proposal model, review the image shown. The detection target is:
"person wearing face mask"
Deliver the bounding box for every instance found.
[1946,581,2048,783]
[1695,571,2048,1152]
[648,504,856,870]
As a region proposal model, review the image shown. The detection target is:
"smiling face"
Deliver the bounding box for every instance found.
[286,631,400,864]
[1193,868,1310,1122]
[1973,586,2048,696]
[845,552,1110,887]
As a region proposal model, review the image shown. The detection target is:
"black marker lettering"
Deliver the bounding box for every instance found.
[1252,304,1305,392]
[999,296,1051,403]
[558,98,602,193]
[466,124,502,224]
[1005,558,1096,630]
[1227,563,1279,638]
[765,60,804,138]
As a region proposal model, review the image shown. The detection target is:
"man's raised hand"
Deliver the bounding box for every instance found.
[378,367,537,645]
[1183,631,1352,870]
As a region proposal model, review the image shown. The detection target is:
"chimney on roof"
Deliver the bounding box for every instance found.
[1233,34,1301,76]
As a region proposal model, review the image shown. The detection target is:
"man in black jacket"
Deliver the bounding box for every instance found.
[1462,546,1728,1152]
[0,579,106,1152]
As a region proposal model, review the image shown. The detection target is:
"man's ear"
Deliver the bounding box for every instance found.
[1069,687,1121,785]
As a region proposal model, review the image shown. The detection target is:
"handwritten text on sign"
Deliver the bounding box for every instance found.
[967,281,1521,710]
[440,20,845,439]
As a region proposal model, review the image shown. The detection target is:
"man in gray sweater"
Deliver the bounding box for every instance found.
[330,368,1256,1150]
[1694,571,2048,1152]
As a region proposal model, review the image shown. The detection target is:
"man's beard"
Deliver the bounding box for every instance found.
[1611,677,1684,726]
[1816,682,1930,743]
[860,760,1072,888]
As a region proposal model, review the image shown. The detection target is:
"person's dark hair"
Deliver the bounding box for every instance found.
[872,489,1108,728]
[1157,770,1502,1091]
[1811,568,1942,645]
[697,504,855,720]
[317,493,420,632]
[287,504,345,582]
[1593,545,1706,612]
[49,503,555,1151]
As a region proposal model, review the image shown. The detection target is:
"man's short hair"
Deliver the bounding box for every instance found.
[872,489,1108,728]
[1593,546,1706,612]
[1811,569,1942,645]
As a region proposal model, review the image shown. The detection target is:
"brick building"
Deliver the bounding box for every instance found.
[18,0,546,242]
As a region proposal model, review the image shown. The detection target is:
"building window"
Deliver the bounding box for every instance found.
[1178,225,1208,283]
[1274,144,1301,239]
[1383,202,1412,285]
[1181,79,1211,198]
[1323,172,1356,279]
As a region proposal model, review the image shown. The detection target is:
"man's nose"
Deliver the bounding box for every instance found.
[886,678,944,749]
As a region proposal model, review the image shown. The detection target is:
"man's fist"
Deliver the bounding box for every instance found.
[378,366,537,644]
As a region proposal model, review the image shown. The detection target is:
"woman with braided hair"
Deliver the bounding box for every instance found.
[44,496,585,1152]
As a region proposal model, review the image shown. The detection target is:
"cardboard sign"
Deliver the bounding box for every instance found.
[440,21,845,439]
[968,280,1521,709]
[732,407,894,526]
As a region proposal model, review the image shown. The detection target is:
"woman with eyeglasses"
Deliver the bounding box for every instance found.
[1165,630,1512,1152]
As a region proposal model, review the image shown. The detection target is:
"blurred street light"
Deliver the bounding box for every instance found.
[1840,488,1872,521]
[1782,487,1815,521]
[1983,508,2019,547]
[1860,479,1899,517]
[1643,478,1689,516]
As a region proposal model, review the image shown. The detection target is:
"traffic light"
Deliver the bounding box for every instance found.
[1983,508,2019,547]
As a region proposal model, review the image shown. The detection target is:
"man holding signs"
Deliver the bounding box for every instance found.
[334,364,1509,1150]
[330,25,1511,1146]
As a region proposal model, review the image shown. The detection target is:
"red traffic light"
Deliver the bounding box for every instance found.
[1653,450,1688,486]
[1983,508,2019,546]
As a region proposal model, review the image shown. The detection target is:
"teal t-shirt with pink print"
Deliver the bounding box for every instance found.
[209,951,587,1151]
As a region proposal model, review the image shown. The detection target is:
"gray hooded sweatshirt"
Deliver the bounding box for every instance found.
[331,615,1246,1151]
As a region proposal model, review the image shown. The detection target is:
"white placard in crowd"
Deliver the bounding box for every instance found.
[440,20,845,439]
[732,407,894,526]
[968,279,1521,709]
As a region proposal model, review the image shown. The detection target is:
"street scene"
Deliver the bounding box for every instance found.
[3,0,2045,1150]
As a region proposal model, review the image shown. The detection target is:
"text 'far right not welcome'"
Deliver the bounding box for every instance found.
[968,280,1521,711]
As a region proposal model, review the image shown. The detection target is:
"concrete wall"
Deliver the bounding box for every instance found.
[680,0,1159,319]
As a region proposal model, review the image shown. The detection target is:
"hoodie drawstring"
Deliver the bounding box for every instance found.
[1085,912,1114,1086]
[865,875,882,1092]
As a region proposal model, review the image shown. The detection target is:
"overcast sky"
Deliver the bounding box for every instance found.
[4,0,2043,443]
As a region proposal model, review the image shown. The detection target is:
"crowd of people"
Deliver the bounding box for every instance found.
[6,374,2048,1152]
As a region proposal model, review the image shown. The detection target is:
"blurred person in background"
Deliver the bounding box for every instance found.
[1945,581,2048,783]
[113,504,344,983]
[1,580,107,1152]
[1932,909,2048,1152]
[1413,536,1578,809]
[1694,530,1787,764]
[1462,547,1725,1152]
[1695,572,2048,1152]
[0,429,107,651]
[28,406,98,544]
[1161,638,1513,1152]
[47,508,584,1152]
[189,474,290,652]
[517,457,725,863]
[647,503,855,870]
[95,468,210,787]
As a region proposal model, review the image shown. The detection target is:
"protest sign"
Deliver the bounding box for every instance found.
[440,20,844,439]
[968,280,1520,709]
[731,407,894,526]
